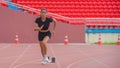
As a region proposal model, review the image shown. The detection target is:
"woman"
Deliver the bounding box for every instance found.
[34,8,57,64]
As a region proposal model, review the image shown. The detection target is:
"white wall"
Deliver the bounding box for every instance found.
[86,33,119,43]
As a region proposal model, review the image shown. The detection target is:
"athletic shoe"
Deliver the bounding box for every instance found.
[46,58,51,63]
[41,59,47,64]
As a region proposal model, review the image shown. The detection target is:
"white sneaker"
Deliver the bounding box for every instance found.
[45,56,51,62]
[41,60,47,64]
[46,58,51,63]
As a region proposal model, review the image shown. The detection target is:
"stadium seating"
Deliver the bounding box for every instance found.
[12,0,120,18]
[10,0,120,28]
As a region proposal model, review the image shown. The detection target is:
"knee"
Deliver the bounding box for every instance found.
[41,41,46,46]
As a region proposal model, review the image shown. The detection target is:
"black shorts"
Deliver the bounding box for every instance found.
[38,31,51,41]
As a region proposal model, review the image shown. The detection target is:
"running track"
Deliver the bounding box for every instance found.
[0,43,120,68]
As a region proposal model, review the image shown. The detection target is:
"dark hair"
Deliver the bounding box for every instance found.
[40,8,47,12]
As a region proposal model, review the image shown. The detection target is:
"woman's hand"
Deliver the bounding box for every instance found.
[34,27,40,31]
[34,25,44,31]
[39,25,44,31]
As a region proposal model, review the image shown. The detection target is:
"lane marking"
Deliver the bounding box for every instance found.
[0,56,18,60]
[66,50,109,68]
[13,59,42,68]
[49,45,61,68]
[9,45,31,68]
[0,44,11,50]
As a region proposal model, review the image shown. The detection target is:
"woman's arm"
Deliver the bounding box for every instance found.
[52,18,57,36]
[34,23,44,31]
[53,18,57,31]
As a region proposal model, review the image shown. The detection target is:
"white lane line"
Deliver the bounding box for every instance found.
[9,45,31,68]
[49,43,89,46]
[3,45,11,48]
[49,45,61,68]
[13,59,42,68]
[66,50,109,68]
[0,44,11,50]
[66,58,90,68]
[79,50,109,68]
[0,56,18,60]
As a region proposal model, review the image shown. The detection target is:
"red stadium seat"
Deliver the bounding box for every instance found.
[1,2,8,7]
[12,0,120,18]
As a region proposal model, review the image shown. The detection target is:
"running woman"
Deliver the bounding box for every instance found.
[34,8,57,64]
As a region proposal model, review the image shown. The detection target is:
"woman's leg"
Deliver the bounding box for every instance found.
[39,41,44,57]
[42,36,49,57]
[39,36,49,59]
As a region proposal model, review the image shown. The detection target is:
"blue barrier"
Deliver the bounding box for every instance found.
[86,29,120,33]
[8,2,18,10]
[8,2,24,12]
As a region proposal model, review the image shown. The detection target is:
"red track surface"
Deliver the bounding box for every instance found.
[0,44,120,68]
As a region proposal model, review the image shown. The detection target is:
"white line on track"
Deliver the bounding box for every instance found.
[80,50,109,68]
[13,59,42,68]
[0,56,18,60]
[49,45,61,68]
[3,45,11,48]
[66,58,90,68]
[49,43,90,46]
[9,45,31,68]
[66,50,109,68]
[0,44,11,50]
